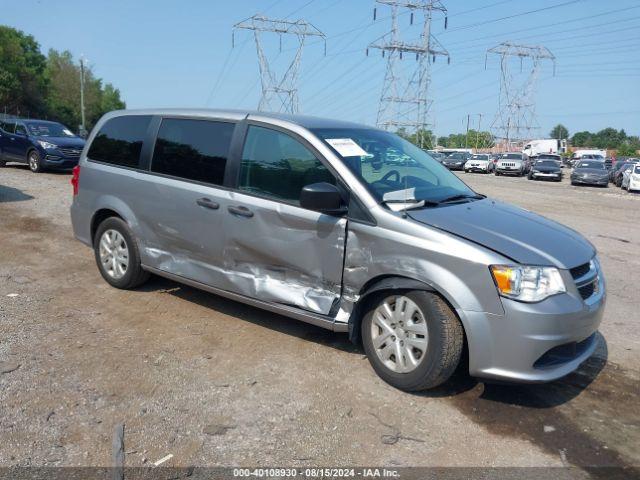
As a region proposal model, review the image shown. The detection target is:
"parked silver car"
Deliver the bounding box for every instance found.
[495,152,525,176]
[70,109,606,391]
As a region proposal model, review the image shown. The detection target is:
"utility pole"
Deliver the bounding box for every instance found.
[368,0,449,146]
[486,42,555,150]
[464,114,470,149]
[233,15,325,114]
[475,113,482,150]
[79,56,87,137]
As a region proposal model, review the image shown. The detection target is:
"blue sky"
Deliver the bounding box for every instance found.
[3,0,639,137]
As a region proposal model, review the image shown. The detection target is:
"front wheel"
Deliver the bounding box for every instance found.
[494,171,500,176]
[94,217,150,289]
[361,291,464,392]
[28,150,43,173]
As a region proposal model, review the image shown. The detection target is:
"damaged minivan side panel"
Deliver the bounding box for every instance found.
[336,206,509,327]
[220,191,347,315]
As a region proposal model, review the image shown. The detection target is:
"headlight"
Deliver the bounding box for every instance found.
[490,265,566,302]
[38,140,58,150]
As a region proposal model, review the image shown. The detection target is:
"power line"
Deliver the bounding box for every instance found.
[439,0,585,34]
[444,4,640,48]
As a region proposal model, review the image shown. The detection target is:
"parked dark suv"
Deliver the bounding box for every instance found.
[0,119,85,172]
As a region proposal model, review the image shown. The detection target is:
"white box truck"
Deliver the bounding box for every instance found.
[523,139,559,157]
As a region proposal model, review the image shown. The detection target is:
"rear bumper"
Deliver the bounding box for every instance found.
[461,275,606,383]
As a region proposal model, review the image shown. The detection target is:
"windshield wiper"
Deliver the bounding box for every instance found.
[438,193,485,204]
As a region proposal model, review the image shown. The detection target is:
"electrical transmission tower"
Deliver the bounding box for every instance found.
[486,42,555,148]
[368,0,449,147]
[233,15,325,114]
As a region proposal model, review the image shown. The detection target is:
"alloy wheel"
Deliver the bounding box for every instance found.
[370,295,429,373]
[99,229,129,279]
[29,153,39,171]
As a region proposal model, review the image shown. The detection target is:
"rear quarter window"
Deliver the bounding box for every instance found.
[87,115,152,168]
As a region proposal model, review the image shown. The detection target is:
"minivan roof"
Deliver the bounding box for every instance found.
[105,108,370,130]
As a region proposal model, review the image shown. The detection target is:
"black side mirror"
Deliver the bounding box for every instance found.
[300,182,346,215]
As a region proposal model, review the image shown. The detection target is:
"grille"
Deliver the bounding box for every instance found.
[578,282,595,300]
[60,148,82,157]
[500,162,516,167]
[570,262,591,279]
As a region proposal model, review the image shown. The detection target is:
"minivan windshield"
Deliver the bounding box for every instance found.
[312,128,478,207]
[26,121,76,138]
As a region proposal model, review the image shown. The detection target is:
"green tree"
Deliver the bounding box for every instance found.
[0,26,49,117]
[617,143,638,157]
[550,124,569,140]
[46,49,125,131]
[571,131,592,147]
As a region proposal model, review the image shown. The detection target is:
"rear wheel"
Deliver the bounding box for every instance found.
[361,291,464,392]
[28,150,43,173]
[93,217,149,289]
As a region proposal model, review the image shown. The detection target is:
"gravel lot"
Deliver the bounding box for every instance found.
[0,164,638,474]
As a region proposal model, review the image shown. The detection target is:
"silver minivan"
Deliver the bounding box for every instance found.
[70,109,605,391]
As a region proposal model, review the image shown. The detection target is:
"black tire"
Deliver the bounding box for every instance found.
[494,171,500,176]
[527,174,533,180]
[93,217,149,289]
[361,291,464,392]
[28,150,43,173]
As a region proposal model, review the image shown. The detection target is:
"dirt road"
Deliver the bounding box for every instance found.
[1,165,638,475]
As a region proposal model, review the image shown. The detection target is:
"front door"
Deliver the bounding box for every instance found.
[221,124,347,315]
[8,122,31,160]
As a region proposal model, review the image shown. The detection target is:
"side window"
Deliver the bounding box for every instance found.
[0,121,15,133]
[14,123,27,135]
[239,126,335,204]
[87,115,152,168]
[151,118,234,185]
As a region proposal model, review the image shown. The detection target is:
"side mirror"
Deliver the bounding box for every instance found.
[300,182,346,215]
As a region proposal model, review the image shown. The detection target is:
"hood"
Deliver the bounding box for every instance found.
[408,199,594,269]
[35,136,85,148]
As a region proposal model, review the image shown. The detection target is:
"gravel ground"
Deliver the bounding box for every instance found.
[0,164,638,475]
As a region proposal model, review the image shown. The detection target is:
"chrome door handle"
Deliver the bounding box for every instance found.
[227,205,254,218]
[196,198,219,210]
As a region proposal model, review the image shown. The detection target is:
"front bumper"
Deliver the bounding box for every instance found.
[531,171,561,180]
[460,271,605,383]
[466,164,490,172]
[572,176,608,186]
[42,149,80,169]
[444,162,465,170]
[496,167,522,175]
[628,178,640,191]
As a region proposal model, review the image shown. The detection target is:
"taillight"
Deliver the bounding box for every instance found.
[71,165,80,196]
